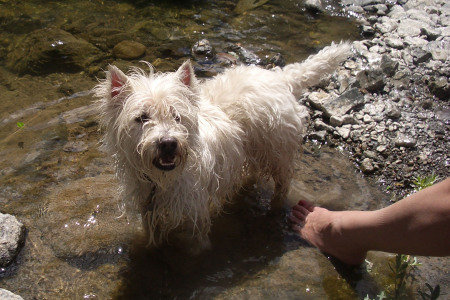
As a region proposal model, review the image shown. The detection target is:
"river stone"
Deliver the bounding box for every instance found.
[428,77,450,100]
[360,158,375,174]
[192,39,215,58]
[394,134,417,148]
[113,40,146,60]
[380,55,399,77]
[356,69,385,92]
[305,0,325,13]
[6,28,103,75]
[0,289,24,300]
[397,19,423,37]
[0,213,25,267]
[321,88,364,118]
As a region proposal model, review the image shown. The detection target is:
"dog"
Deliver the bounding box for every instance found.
[95,42,351,253]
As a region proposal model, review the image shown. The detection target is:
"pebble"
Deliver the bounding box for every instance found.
[112,40,146,60]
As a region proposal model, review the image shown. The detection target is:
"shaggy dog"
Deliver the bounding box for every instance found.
[95,42,350,253]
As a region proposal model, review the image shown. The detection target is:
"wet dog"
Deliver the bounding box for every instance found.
[95,42,350,253]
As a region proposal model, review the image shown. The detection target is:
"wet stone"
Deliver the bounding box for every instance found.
[113,40,146,60]
[321,88,364,118]
[6,28,103,75]
[0,213,25,267]
[0,289,23,300]
[192,39,215,58]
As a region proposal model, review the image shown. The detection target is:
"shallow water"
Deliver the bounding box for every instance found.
[0,0,448,299]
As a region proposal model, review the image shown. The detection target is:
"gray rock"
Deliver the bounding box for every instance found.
[305,0,325,13]
[380,54,399,76]
[321,88,365,118]
[335,125,351,139]
[394,134,417,147]
[397,19,423,37]
[0,213,25,267]
[309,130,327,142]
[314,119,334,132]
[429,77,450,100]
[192,39,215,58]
[356,69,385,92]
[360,158,375,174]
[385,102,402,119]
[330,114,359,127]
[385,37,404,49]
[0,289,24,300]
[412,48,432,65]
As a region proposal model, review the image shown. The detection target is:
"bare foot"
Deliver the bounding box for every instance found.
[290,200,367,265]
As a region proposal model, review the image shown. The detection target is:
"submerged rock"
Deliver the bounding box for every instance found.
[7,28,103,75]
[113,40,146,60]
[36,175,139,259]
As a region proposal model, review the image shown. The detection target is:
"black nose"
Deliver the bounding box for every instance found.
[158,137,178,154]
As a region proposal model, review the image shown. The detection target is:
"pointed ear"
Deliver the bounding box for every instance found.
[107,65,128,99]
[176,60,196,88]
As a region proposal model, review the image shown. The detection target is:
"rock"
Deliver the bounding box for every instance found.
[112,40,146,60]
[429,77,450,100]
[321,88,365,118]
[192,39,215,58]
[62,141,88,153]
[380,54,399,77]
[6,28,103,75]
[360,158,375,174]
[356,69,385,92]
[335,125,351,139]
[305,0,325,14]
[0,213,25,267]
[313,119,333,132]
[397,19,423,37]
[412,48,432,65]
[224,44,262,65]
[0,289,24,300]
[309,130,327,142]
[385,37,404,49]
[394,134,417,148]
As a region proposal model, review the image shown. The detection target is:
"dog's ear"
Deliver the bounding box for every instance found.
[107,65,128,99]
[176,60,196,88]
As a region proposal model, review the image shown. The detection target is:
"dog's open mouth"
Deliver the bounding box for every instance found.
[153,155,177,171]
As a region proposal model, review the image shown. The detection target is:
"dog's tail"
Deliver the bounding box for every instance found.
[283,41,352,96]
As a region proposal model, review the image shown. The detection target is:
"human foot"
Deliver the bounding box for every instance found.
[290,200,367,265]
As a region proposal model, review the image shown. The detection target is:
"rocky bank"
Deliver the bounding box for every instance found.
[303,0,449,196]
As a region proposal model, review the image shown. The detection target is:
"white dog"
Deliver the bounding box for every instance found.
[95,42,350,253]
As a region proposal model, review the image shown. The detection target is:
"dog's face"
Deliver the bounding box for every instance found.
[96,61,200,182]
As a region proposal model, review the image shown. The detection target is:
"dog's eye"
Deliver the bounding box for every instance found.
[135,113,151,123]
[174,114,181,123]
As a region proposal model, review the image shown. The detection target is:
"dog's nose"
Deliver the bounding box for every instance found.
[159,137,178,153]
